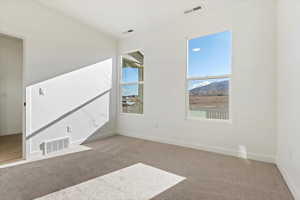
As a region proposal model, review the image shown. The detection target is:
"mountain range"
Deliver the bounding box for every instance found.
[190,80,229,96]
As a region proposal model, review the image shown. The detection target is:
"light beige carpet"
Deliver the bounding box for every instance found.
[0,136,294,200]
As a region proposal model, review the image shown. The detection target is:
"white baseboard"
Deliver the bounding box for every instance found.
[118,130,276,163]
[0,132,22,136]
[277,162,299,200]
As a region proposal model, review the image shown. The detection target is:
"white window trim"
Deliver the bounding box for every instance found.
[119,52,144,116]
[187,75,231,81]
[185,34,232,122]
[120,81,144,86]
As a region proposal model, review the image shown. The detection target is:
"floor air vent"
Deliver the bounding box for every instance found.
[43,137,70,155]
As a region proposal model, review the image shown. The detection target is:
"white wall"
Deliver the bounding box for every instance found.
[0,34,23,136]
[0,0,117,87]
[277,0,300,199]
[0,0,117,157]
[118,0,277,163]
[26,59,112,154]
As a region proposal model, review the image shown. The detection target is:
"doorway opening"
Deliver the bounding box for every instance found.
[0,33,24,165]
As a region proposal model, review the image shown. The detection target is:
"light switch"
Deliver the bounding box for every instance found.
[66,126,72,133]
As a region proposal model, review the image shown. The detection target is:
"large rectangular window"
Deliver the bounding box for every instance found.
[120,50,144,114]
[187,31,232,120]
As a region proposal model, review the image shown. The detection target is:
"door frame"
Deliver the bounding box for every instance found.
[0,30,28,161]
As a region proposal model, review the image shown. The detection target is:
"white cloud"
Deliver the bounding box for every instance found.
[192,48,201,52]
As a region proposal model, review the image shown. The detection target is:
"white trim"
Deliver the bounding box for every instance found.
[120,48,144,57]
[118,130,276,163]
[0,31,28,161]
[25,87,32,158]
[186,116,233,124]
[187,74,231,81]
[120,81,144,86]
[277,162,300,200]
[22,37,28,160]
[119,113,145,117]
[185,39,189,118]
[0,132,22,136]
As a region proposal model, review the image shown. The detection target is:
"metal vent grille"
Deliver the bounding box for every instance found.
[184,6,202,14]
[44,137,70,155]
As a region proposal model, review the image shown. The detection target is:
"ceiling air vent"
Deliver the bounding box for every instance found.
[123,29,134,34]
[184,6,202,14]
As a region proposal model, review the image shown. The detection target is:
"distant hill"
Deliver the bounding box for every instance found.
[190,80,229,96]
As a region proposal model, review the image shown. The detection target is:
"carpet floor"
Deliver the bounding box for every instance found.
[0,135,294,200]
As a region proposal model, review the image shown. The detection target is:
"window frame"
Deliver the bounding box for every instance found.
[119,49,145,116]
[185,32,232,122]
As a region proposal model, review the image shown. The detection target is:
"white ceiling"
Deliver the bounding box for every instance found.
[37,0,242,39]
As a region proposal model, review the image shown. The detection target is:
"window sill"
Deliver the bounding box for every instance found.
[185,116,232,124]
[119,113,144,117]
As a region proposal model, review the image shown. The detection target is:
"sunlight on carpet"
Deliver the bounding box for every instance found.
[34,163,186,200]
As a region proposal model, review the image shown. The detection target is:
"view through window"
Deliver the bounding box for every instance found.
[121,51,144,114]
[187,31,231,120]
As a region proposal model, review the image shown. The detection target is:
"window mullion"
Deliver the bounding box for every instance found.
[121,81,144,86]
[187,74,230,81]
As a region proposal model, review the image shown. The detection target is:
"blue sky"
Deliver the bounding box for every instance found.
[122,31,231,96]
[122,67,139,83]
[188,31,231,78]
[122,57,141,96]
